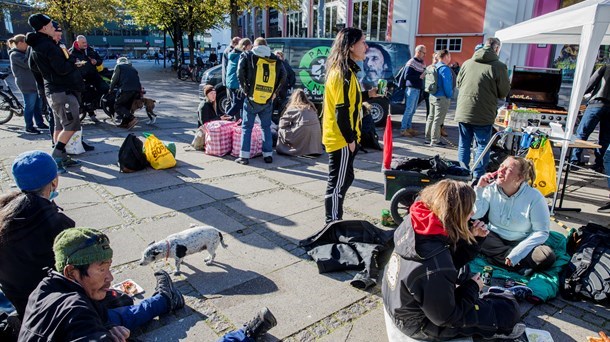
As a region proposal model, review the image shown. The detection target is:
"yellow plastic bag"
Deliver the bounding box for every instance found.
[525,139,557,196]
[144,133,176,170]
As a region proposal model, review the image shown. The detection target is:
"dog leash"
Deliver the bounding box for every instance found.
[165,240,170,261]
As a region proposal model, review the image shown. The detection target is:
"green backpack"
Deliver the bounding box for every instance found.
[424,64,438,93]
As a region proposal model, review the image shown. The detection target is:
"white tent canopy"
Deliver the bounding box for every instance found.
[495,0,610,213]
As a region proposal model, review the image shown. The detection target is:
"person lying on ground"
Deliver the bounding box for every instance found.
[18,228,184,341]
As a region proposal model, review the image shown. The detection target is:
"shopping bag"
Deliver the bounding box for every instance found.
[525,139,557,196]
[143,133,176,169]
[231,123,263,157]
[66,128,86,155]
[191,127,206,151]
[204,120,234,156]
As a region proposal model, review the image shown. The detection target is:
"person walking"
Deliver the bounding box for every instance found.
[7,34,48,134]
[425,49,453,147]
[235,38,286,165]
[109,57,140,129]
[399,45,426,137]
[570,64,609,173]
[322,28,371,223]
[455,37,510,180]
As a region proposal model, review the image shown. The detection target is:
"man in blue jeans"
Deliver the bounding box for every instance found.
[235,37,286,165]
[599,148,610,213]
[19,228,184,341]
[455,37,510,180]
[399,45,427,137]
[570,64,610,173]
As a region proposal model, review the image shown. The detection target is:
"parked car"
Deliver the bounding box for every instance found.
[198,38,411,125]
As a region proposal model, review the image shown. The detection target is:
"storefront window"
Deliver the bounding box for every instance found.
[435,38,462,52]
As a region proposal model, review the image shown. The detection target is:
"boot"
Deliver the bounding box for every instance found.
[153,270,184,311]
[440,126,448,137]
[244,307,277,339]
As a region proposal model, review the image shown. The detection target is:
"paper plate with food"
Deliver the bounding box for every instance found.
[112,279,144,296]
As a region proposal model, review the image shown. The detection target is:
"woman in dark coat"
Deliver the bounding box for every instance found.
[197,84,231,127]
[382,179,525,341]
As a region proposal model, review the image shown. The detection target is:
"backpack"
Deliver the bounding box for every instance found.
[118,133,149,173]
[424,64,438,93]
[560,223,610,303]
[359,105,382,151]
[251,55,278,105]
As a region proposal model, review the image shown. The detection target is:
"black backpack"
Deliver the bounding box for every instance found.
[560,223,610,303]
[118,133,149,173]
[359,105,382,152]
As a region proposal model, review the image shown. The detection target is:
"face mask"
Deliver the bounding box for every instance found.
[49,190,59,201]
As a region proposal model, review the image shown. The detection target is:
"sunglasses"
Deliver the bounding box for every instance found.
[66,234,108,264]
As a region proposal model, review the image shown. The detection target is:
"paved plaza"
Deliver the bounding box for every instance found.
[0,61,608,341]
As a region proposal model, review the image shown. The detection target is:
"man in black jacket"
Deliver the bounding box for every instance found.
[25,14,85,171]
[109,57,140,129]
[235,37,286,165]
[19,228,185,341]
[0,151,74,318]
[69,35,108,123]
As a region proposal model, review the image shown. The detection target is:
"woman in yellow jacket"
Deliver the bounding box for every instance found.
[323,27,375,223]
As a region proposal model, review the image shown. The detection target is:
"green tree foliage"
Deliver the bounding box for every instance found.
[31,0,121,45]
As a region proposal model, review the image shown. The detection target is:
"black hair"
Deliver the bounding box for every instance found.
[74,264,90,277]
[326,27,364,78]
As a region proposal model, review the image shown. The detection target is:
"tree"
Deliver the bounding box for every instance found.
[221,0,300,38]
[30,0,121,45]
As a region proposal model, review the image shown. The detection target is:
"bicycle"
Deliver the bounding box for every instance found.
[177,63,195,81]
[0,71,24,124]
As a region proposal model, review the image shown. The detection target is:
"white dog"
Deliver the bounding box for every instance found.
[139,225,228,274]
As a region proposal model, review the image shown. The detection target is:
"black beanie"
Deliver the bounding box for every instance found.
[28,13,52,31]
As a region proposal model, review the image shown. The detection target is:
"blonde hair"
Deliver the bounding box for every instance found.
[236,38,251,51]
[506,156,536,186]
[418,179,476,245]
[285,89,316,113]
[7,34,26,49]
[253,37,267,46]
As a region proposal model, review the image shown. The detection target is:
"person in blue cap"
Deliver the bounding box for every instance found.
[0,150,74,318]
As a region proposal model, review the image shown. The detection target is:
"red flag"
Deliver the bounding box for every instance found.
[382,114,393,170]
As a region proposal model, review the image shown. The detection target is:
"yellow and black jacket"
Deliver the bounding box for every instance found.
[322,60,363,153]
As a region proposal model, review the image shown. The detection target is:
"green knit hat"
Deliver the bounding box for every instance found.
[53,228,113,272]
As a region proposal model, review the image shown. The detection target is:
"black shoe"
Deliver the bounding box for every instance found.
[264,156,273,163]
[153,270,184,311]
[82,141,95,151]
[24,127,41,134]
[568,161,585,171]
[591,164,605,173]
[37,123,49,129]
[598,202,610,213]
[235,157,249,165]
[244,307,277,338]
[62,155,81,167]
[89,115,101,123]
[429,141,447,147]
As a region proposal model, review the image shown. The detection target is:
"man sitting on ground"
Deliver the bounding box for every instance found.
[18,228,184,341]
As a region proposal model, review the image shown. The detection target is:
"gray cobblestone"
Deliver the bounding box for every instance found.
[310,321,331,337]
[293,329,316,342]
[321,315,343,330]
[582,312,609,327]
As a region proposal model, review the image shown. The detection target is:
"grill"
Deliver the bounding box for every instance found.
[507,66,568,125]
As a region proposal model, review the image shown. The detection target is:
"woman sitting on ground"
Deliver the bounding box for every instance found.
[474,156,556,275]
[197,84,231,127]
[276,89,323,157]
[383,179,525,341]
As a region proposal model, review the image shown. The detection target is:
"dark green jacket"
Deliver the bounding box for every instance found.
[455,47,510,126]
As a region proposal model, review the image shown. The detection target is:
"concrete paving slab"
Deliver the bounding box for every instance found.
[57,171,92,188]
[263,207,326,244]
[183,232,301,295]
[55,186,106,210]
[77,151,121,166]
[132,207,245,245]
[319,306,388,342]
[66,202,126,228]
[106,227,150,265]
[101,172,185,196]
[262,164,329,186]
[191,174,278,200]
[119,186,215,218]
[225,189,322,225]
[174,158,251,180]
[208,261,366,339]
[138,314,218,342]
[346,191,388,219]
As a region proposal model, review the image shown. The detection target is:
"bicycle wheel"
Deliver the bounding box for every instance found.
[0,92,14,124]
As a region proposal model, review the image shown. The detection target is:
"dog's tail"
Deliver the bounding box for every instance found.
[218,231,228,248]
